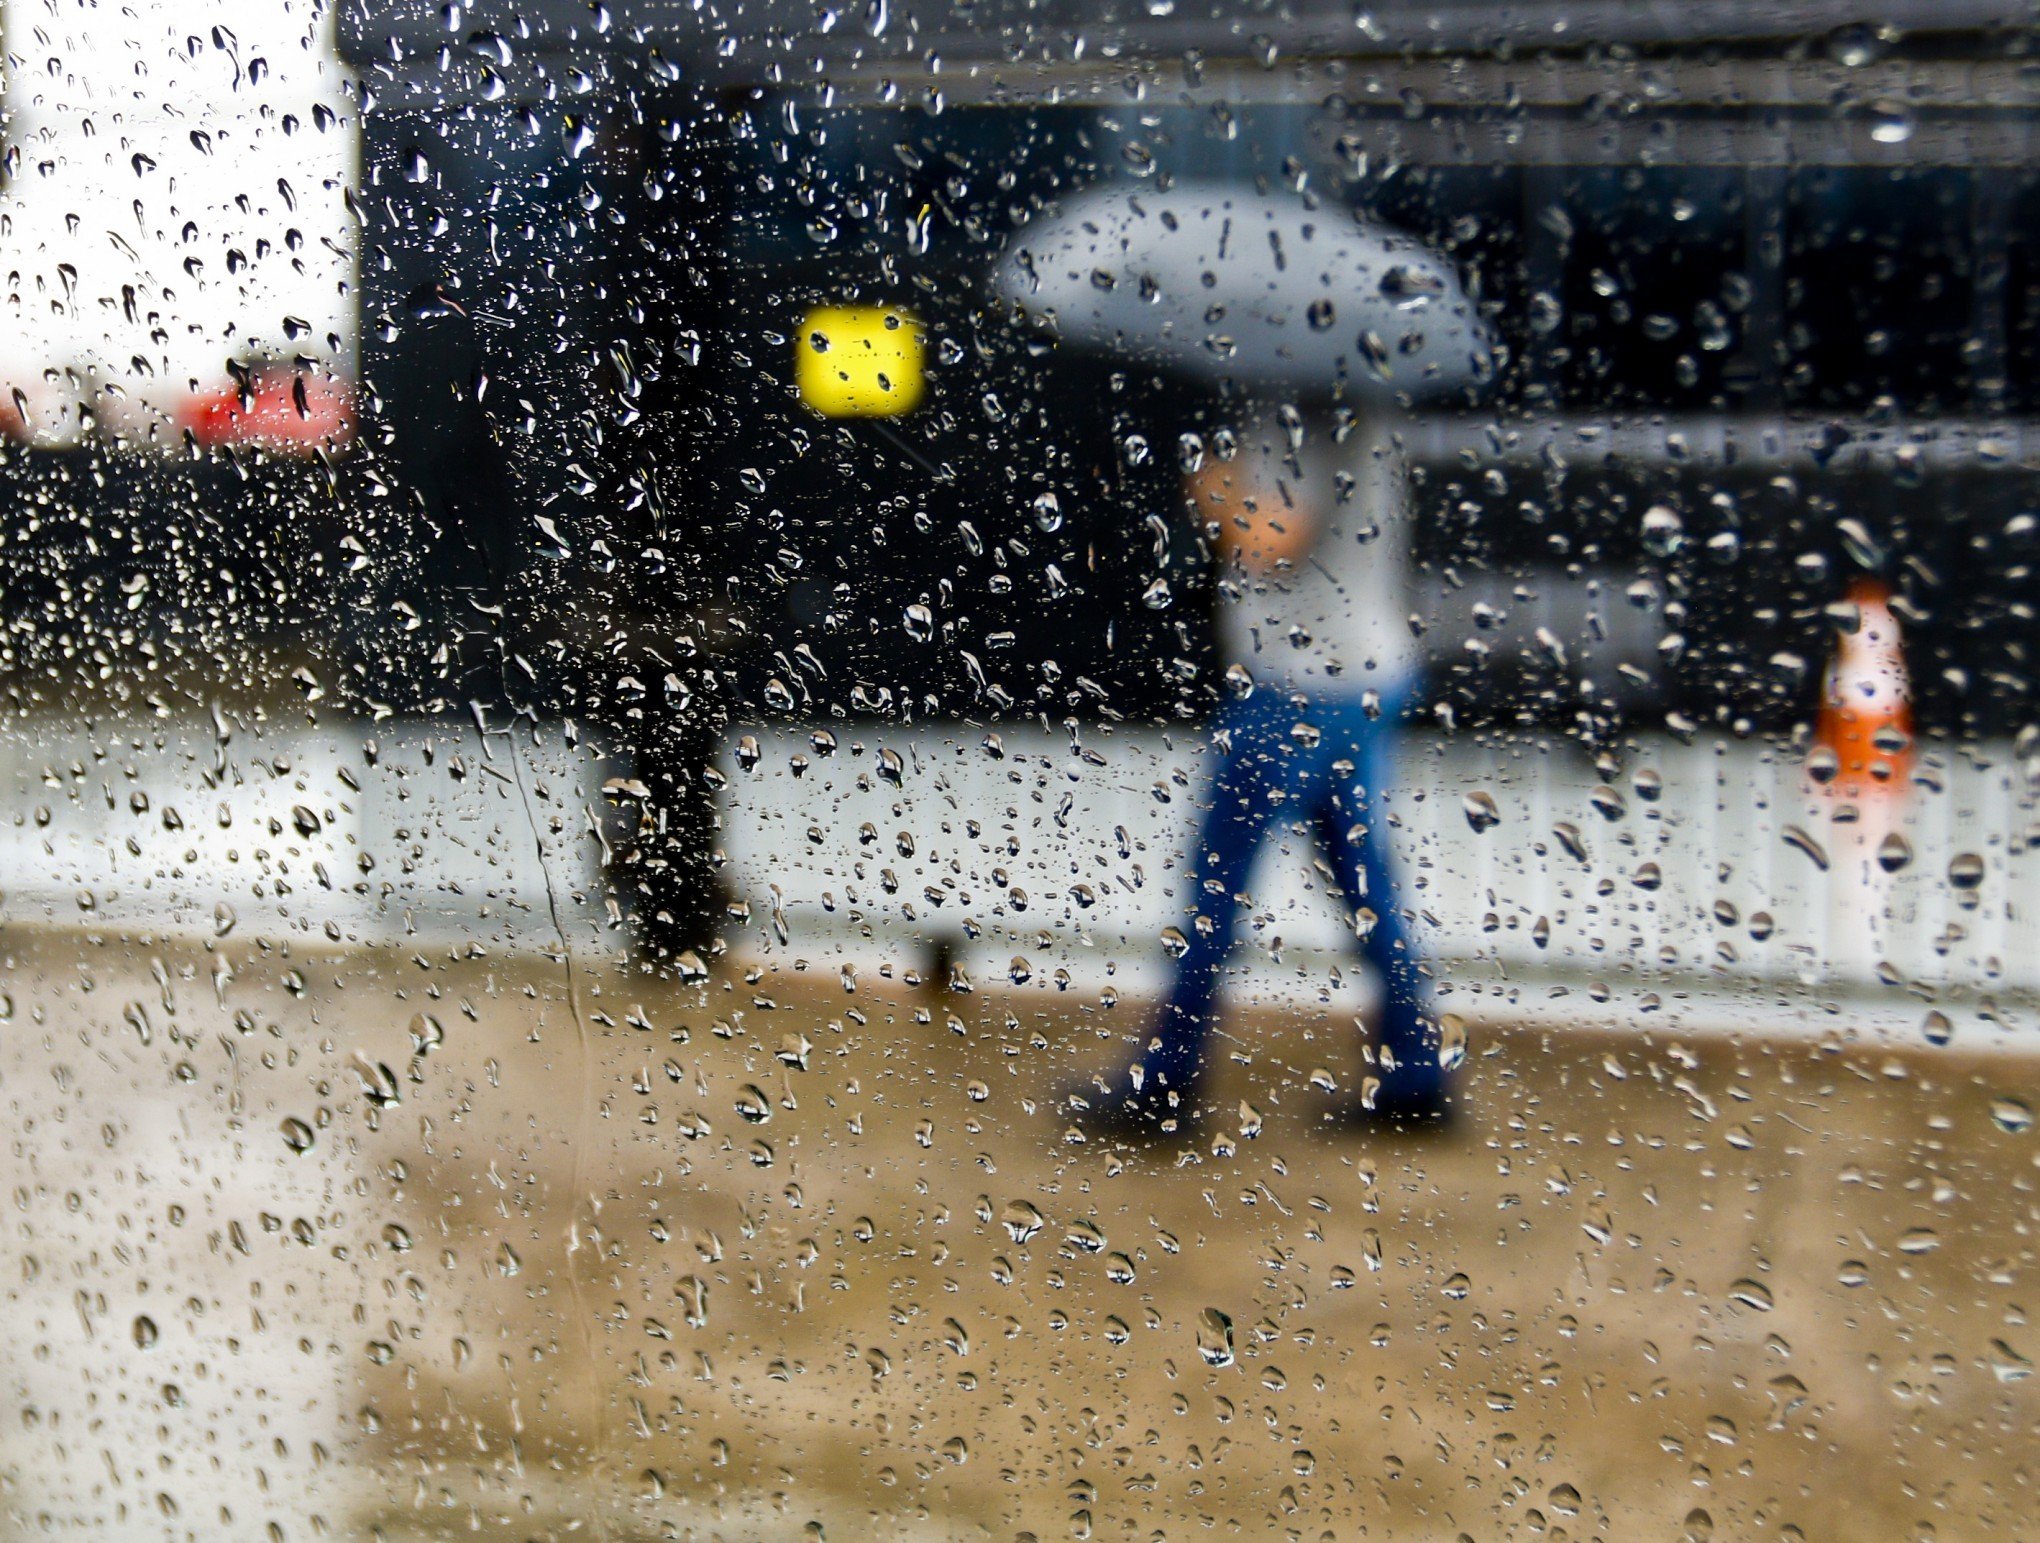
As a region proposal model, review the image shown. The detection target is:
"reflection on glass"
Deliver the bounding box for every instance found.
[0,5,2033,1540]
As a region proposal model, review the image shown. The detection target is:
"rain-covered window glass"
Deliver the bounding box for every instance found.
[3,3,2037,1540]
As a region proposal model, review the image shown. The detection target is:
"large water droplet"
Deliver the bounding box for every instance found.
[1640,505,1685,558]
[1989,1339,2033,1383]
[1463,790,1501,832]
[1379,265,1444,307]
[1824,22,1889,66]
[1000,1199,1044,1244]
[1782,825,1829,871]
[1866,100,1915,144]
[1437,1013,1467,1072]
[1066,1218,1107,1253]
[1990,1096,2033,1134]
[1196,1307,1235,1366]
[1727,1277,1774,1312]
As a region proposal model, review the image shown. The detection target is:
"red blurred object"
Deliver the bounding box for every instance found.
[1813,577,1913,804]
[181,369,354,451]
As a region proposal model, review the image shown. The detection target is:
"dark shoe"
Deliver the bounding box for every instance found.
[1063,1070,1201,1146]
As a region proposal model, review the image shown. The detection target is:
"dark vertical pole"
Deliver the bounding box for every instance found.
[1522,162,1565,414]
[1741,163,1787,413]
[1970,162,2011,411]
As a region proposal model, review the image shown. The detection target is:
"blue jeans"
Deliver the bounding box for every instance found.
[1145,681,1441,1105]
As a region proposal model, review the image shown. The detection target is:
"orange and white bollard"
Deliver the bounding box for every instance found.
[1813,578,1913,977]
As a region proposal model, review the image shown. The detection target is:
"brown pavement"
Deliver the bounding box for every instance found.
[0,926,2033,1540]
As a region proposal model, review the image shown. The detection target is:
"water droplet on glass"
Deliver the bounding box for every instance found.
[1588,784,1627,821]
[408,1012,444,1056]
[1990,1097,2034,1134]
[1379,265,1444,307]
[1727,1278,1774,1312]
[1640,505,1684,557]
[1989,1339,2034,1383]
[1866,100,1915,144]
[1825,22,1890,66]
[1066,1218,1107,1253]
[1782,825,1830,871]
[1437,1013,1468,1072]
[1196,1307,1235,1366]
[1000,1199,1044,1244]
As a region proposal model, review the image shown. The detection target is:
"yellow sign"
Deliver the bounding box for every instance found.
[795,304,925,417]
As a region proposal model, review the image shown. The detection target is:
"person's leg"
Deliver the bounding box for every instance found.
[1135,694,1294,1106]
[1317,687,1444,1111]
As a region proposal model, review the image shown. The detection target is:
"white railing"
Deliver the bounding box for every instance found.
[1,709,2028,1042]
[0,715,610,952]
[713,719,2039,1036]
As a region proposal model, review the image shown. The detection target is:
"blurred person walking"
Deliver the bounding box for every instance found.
[997,183,1489,1140]
[1077,406,1449,1138]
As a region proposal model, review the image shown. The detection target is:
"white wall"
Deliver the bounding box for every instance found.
[0,706,2027,1046]
[0,0,356,443]
[713,720,2040,1043]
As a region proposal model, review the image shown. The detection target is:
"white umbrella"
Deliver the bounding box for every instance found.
[993,183,1493,400]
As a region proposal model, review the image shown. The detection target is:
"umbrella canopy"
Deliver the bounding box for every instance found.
[993,184,1493,401]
